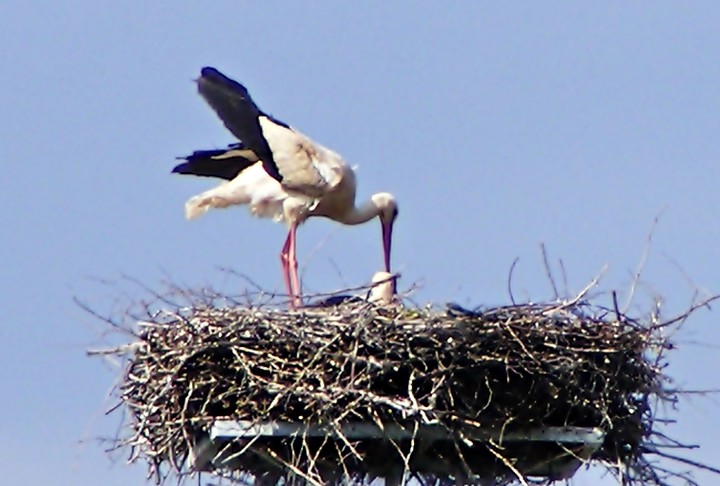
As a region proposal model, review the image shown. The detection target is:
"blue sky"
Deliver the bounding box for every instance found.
[2,2,719,484]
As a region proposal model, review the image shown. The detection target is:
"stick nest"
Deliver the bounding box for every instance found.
[92,287,715,485]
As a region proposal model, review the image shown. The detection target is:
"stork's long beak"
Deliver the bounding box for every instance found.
[381,219,394,272]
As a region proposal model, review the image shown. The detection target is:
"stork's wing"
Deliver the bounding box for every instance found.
[196,67,284,182]
[172,143,260,181]
[253,115,345,198]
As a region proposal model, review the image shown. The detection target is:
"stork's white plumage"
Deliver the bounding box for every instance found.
[173,67,399,308]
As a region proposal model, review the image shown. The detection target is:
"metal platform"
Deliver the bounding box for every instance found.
[191,420,605,482]
[211,420,604,444]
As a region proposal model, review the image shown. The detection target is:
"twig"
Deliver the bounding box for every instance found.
[623,211,664,313]
[507,257,520,305]
[540,243,559,300]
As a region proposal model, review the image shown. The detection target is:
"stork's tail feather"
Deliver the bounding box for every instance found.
[184,186,242,219]
[185,196,211,220]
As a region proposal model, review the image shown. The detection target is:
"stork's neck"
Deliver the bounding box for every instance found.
[336,198,382,226]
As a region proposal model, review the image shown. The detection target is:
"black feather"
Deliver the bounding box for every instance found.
[172,144,260,181]
[196,67,285,182]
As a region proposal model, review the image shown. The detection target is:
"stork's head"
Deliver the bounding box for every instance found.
[372,192,398,272]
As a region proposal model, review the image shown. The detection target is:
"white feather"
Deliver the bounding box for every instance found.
[184,163,287,221]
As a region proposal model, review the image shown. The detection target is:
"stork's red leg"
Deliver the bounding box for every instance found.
[280,222,301,308]
[287,222,302,308]
[280,229,295,307]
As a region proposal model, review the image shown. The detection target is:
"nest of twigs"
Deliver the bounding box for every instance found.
[90,282,718,486]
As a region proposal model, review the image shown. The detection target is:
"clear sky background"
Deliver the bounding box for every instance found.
[1,2,719,485]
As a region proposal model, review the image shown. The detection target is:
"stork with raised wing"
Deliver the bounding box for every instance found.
[173,67,399,308]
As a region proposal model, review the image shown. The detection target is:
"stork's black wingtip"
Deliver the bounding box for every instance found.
[171,162,187,174]
[197,66,247,94]
[195,67,220,86]
[200,66,220,78]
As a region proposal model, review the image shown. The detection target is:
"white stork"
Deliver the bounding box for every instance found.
[173,67,399,308]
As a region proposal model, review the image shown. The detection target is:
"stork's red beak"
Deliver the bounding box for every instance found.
[381,219,394,272]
